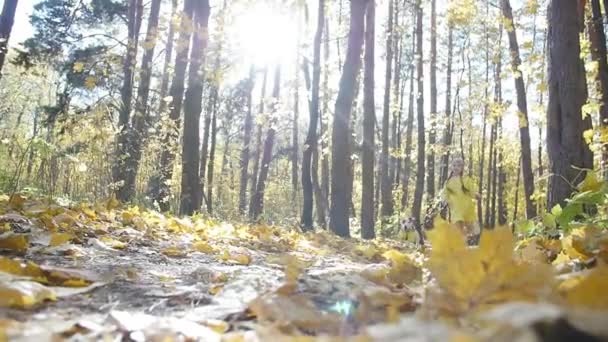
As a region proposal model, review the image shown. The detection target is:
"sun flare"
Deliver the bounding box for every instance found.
[232,4,299,67]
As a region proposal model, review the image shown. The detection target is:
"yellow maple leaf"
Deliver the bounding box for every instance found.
[427,223,554,313]
[0,234,28,252]
[0,280,56,308]
[220,251,251,265]
[559,266,608,310]
[99,236,127,250]
[192,241,215,254]
[162,246,188,257]
[49,233,73,247]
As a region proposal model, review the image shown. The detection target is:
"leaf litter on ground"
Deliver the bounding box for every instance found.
[0,194,607,341]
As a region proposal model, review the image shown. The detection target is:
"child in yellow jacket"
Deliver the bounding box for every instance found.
[441,157,480,238]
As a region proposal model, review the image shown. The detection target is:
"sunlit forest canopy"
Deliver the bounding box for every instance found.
[1,0,608,339]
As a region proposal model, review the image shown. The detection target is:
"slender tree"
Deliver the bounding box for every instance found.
[401,9,416,209]
[112,0,143,202]
[427,0,437,200]
[361,0,375,239]
[439,25,453,186]
[239,66,256,214]
[547,0,593,209]
[153,0,194,211]
[411,0,425,225]
[588,0,608,179]
[302,0,325,230]
[0,0,18,78]
[120,0,163,204]
[180,0,211,215]
[249,68,268,218]
[251,66,281,221]
[380,0,394,220]
[501,0,536,219]
[329,0,367,237]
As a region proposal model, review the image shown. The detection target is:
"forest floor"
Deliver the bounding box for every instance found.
[0,194,608,341]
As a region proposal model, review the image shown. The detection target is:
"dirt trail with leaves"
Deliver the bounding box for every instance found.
[1,194,608,341]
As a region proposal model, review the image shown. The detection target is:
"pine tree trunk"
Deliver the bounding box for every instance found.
[588,0,608,180]
[361,0,375,239]
[113,0,143,202]
[502,0,537,219]
[179,0,211,215]
[200,87,215,208]
[321,19,331,215]
[302,0,325,230]
[238,66,256,214]
[439,25,453,187]
[380,0,394,220]
[497,120,507,225]
[412,0,425,225]
[477,0,490,227]
[427,0,437,200]
[153,0,193,211]
[0,0,18,78]
[251,66,281,221]
[547,0,593,209]
[157,0,178,117]
[329,0,367,237]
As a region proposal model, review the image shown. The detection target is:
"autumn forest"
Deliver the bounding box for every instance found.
[0,0,608,340]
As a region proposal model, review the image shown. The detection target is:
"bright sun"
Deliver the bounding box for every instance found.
[233,4,299,67]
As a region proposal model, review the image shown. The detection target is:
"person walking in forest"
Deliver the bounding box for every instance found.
[442,157,480,240]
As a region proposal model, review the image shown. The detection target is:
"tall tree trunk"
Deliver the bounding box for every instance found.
[588,0,608,180]
[401,10,416,209]
[302,0,325,230]
[120,0,163,204]
[321,19,331,216]
[153,0,193,211]
[180,0,211,215]
[412,0,425,225]
[329,0,367,237]
[391,1,402,186]
[439,25,453,187]
[238,66,256,214]
[361,0,375,239]
[157,0,178,117]
[206,103,217,214]
[497,120,507,225]
[113,0,143,202]
[0,0,18,78]
[427,0,437,200]
[380,0,394,220]
[502,0,537,219]
[485,124,496,228]
[251,66,281,221]
[478,0,490,227]
[547,0,593,209]
[249,68,268,218]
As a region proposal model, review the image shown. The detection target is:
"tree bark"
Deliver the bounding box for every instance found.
[238,66,256,214]
[588,0,608,180]
[249,68,268,218]
[361,0,375,239]
[153,0,193,211]
[251,66,281,221]
[180,0,211,215]
[302,0,325,230]
[547,0,593,209]
[401,10,416,209]
[412,0,425,225]
[439,25,453,187]
[113,0,143,202]
[120,0,163,204]
[0,0,18,78]
[501,0,537,219]
[427,0,437,200]
[380,0,394,220]
[157,0,178,117]
[206,102,217,214]
[329,0,367,237]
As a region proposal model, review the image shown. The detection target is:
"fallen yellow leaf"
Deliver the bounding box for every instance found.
[49,233,73,247]
[192,241,215,254]
[0,234,28,252]
[99,236,127,250]
[559,266,608,310]
[0,280,56,308]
